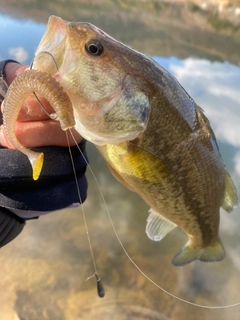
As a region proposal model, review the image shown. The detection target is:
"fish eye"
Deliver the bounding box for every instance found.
[85,39,104,56]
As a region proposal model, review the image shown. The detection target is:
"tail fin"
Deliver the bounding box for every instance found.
[172,238,225,267]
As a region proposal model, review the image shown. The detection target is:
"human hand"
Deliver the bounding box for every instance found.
[0,62,82,148]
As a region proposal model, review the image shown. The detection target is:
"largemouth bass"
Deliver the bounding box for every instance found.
[3,16,238,266]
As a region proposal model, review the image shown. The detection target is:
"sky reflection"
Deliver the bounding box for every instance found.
[153,56,240,146]
[167,58,240,148]
[154,57,240,184]
[0,14,45,63]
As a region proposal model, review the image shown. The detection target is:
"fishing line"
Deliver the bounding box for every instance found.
[30,52,59,120]
[31,78,105,297]
[65,130,105,298]
[30,51,59,72]
[32,92,57,120]
[68,129,240,310]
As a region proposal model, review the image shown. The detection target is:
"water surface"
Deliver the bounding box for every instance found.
[0,4,240,320]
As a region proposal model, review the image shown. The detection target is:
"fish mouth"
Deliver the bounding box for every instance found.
[73,75,150,145]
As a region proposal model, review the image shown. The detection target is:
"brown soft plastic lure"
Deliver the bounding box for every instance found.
[2,69,75,180]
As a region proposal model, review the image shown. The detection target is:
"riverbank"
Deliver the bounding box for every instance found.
[0,0,239,64]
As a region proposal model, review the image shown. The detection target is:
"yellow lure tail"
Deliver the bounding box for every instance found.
[28,151,44,181]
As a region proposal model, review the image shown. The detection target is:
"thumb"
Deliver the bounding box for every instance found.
[0,125,15,148]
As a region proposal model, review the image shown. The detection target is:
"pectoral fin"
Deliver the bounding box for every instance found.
[105,161,136,192]
[146,209,177,241]
[221,171,238,213]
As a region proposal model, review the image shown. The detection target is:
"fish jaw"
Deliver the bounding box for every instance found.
[33,16,68,75]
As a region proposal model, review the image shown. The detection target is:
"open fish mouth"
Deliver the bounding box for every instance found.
[73,75,150,145]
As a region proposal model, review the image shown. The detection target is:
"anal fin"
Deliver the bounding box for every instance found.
[145,209,177,241]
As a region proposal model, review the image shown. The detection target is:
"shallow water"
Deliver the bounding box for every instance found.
[0,2,240,320]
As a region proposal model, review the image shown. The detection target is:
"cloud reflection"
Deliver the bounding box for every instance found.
[153,56,240,189]
[9,46,28,63]
[0,14,46,64]
[164,58,240,148]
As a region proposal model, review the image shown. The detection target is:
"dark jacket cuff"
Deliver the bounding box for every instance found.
[0,207,25,247]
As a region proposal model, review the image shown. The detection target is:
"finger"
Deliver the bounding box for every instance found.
[17,94,55,121]
[0,121,82,148]
[0,127,15,148]
[5,63,28,85]
[0,92,54,122]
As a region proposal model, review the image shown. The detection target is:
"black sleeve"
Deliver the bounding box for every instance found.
[0,59,19,83]
[0,142,88,247]
[0,141,87,211]
[0,60,88,246]
[0,142,88,211]
[0,207,25,247]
